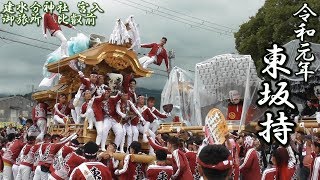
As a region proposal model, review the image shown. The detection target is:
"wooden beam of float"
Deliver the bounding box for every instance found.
[32,83,70,103]
[157,126,203,134]
[46,43,152,78]
[249,120,320,132]
[32,43,154,105]
[113,153,156,164]
[296,121,319,128]
[157,121,243,135]
[49,119,153,150]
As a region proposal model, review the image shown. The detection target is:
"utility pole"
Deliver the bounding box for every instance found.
[145,94,148,105]
[31,84,35,102]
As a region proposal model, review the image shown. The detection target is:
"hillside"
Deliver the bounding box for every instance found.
[0,88,163,109]
[0,94,8,98]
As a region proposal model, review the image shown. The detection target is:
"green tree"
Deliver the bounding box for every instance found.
[234,0,320,75]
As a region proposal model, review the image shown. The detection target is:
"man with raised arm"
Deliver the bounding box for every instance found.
[139,37,169,73]
[73,71,98,124]
[116,93,145,153]
[92,88,122,151]
[33,128,79,180]
[147,97,170,133]
[80,90,96,130]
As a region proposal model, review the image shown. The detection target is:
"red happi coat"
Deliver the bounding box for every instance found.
[43,13,72,36]
[101,157,119,180]
[171,149,193,180]
[69,162,112,180]
[231,143,240,180]
[117,154,146,180]
[147,137,170,154]
[50,146,86,180]
[0,149,3,173]
[81,100,92,115]
[2,139,25,165]
[128,88,137,104]
[15,144,33,166]
[240,148,262,180]
[262,166,293,180]
[92,93,121,122]
[54,103,71,118]
[138,105,158,123]
[123,74,137,103]
[32,102,49,123]
[79,76,97,96]
[262,168,277,180]
[311,156,320,180]
[38,142,68,168]
[149,107,168,121]
[20,143,42,169]
[141,43,169,69]
[116,100,141,125]
[185,151,201,180]
[81,102,88,114]
[147,164,173,180]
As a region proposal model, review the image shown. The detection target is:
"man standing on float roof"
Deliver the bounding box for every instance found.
[139,37,169,73]
[42,9,76,58]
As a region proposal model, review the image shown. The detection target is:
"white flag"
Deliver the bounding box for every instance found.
[39,73,58,87]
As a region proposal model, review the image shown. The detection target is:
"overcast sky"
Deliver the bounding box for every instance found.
[0,0,265,94]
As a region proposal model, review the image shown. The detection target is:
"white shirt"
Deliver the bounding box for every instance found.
[156,46,163,55]
[6,128,16,135]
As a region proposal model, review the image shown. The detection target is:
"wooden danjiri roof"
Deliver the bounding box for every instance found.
[32,43,153,104]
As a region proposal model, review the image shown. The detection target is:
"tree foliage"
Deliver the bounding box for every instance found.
[234,0,320,74]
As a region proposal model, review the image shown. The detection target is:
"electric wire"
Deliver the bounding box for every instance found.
[137,0,236,31]
[113,0,233,37]
[129,0,235,33]
[0,36,55,51]
[0,29,60,46]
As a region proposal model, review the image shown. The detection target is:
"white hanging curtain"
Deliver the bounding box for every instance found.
[161,67,194,125]
[193,54,264,126]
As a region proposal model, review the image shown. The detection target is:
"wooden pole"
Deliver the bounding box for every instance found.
[113,153,156,164]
